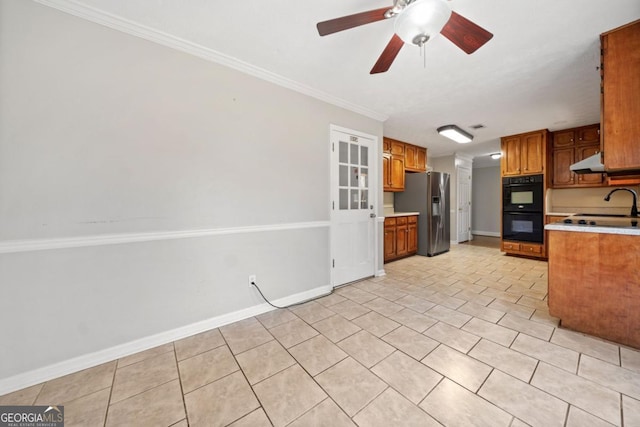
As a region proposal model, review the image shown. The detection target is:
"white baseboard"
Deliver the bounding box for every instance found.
[375,269,386,277]
[0,284,332,395]
[472,230,501,237]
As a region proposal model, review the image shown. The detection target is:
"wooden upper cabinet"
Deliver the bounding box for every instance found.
[576,125,600,144]
[405,144,417,170]
[405,145,427,172]
[550,124,603,188]
[383,137,426,191]
[501,130,547,176]
[383,138,405,191]
[521,132,544,174]
[553,130,575,148]
[601,19,640,172]
[552,147,575,187]
[501,136,522,176]
[416,147,427,171]
[576,144,604,185]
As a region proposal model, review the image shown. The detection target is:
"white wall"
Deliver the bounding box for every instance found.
[0,0,382,390]
[471,166,501,236]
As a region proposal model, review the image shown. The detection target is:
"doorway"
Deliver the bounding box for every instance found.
[457,165,472,243]
[330,125,378,286]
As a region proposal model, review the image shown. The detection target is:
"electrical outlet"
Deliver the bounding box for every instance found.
[248,275,256,287]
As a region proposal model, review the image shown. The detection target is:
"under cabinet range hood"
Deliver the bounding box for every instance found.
[570,153,605,174]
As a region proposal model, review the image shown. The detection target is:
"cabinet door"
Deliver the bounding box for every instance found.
[407,220,418,253]
[390,156,405,191]
[383,154,391,191]
[396,224,408,257]
[383,139,391,154]
[576,145,604,186]
[416,147,427,172]
[553,130,575,148]
[384,226,397,261]
[552,148,575,187]
[576,125,600,145]
[501,137,521,176]
[390,141,405,156]
[522,132,544,174]
[602,22,640,171]
[405,144,417,170]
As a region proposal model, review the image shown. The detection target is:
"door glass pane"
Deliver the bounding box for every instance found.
[339,189,349,210]
[350,143,359,165]
[360,190,368,209]
[339,141,348,163]
[361,146,368,166]
[350,189,359,210]
[350,166,359,188]
[339,165,348,187]
[360,168,368,188]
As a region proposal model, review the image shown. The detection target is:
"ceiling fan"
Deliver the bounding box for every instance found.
[316,0,493,74]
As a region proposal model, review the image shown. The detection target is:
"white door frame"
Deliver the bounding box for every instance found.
[329,124,379,287]
[457,164,472,243]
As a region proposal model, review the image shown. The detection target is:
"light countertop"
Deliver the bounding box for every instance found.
[545,215,640,236]
[384,212,420,217]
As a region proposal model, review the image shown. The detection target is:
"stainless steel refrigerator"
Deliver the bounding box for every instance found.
[395,171,450,256]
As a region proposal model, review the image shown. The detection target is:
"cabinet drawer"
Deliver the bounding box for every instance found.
[408,216,417,223]
[521,244,543,255]
[502,241,521,251]
[385,218,397,227]
[396,216,408,225]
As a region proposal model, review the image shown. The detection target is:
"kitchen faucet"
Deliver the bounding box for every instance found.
[604,188,638,217]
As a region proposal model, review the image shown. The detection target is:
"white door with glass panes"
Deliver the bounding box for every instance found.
[330,126,377,286]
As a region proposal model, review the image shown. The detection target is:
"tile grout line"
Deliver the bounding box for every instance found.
[172,343,190,427]
[103,359,118,427]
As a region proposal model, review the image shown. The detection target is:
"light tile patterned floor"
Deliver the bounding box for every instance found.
[2,244,640,426]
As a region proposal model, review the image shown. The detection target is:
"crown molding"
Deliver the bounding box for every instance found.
[33,0,388,122]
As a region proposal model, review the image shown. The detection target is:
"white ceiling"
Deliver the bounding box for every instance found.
[41,0,640,167]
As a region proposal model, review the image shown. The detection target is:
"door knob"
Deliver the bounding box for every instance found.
[370,213,376,218]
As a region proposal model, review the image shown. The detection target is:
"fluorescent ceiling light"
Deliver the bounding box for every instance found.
[490,153,502,160]
[437,125,473,143]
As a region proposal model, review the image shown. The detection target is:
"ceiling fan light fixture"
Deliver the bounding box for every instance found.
[437,125,473,143]
[394,0,452,46]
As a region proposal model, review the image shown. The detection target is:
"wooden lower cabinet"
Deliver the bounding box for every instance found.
[384,215,418,262]
[548,230,640,349]
[501,240,545,258]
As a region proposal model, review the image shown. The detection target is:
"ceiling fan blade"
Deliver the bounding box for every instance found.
[440,11,493,54]
[370,34,404,74]
[317,7,390,36]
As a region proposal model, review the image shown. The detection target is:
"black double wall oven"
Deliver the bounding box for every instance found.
[502,174,544,244]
